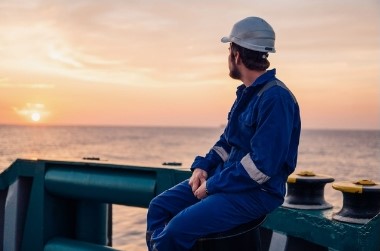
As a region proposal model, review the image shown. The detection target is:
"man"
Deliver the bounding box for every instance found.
[146,16,301,251]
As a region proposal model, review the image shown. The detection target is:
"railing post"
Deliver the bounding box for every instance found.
[3,178,33,251]
[76,201,109,245]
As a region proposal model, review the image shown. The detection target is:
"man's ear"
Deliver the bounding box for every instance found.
[234,51,241,64]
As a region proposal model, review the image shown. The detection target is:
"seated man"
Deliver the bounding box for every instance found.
[146,16,301,251]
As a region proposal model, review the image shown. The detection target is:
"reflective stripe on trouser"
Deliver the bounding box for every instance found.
[146,179,275,251]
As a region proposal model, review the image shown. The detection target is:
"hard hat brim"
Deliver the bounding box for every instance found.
[221,36,231,43]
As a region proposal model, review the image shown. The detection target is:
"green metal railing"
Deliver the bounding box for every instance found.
[0,159,190,251]
[0,159,379,251]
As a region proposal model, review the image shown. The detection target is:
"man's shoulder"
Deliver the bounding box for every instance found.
[260,80,298,104]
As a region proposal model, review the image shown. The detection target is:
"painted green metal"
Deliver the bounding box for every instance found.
[262,206,380,251]
[45,166,156,207]
[0,159,379,251]
[76,202,109,245]
[44,237,119,251]
[0,159,191,251]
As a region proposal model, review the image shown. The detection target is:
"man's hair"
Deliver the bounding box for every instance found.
[230,42,270,71]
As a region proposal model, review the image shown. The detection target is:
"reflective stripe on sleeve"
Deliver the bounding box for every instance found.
[212,146,229,162]
[241,154,270,184]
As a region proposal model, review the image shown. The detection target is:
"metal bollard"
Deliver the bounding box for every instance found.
[283,171,334,210]
[332,179,380,224]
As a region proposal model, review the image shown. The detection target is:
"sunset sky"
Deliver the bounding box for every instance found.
[0,0,379,129]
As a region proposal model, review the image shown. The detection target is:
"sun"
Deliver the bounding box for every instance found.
[31,112,41,122]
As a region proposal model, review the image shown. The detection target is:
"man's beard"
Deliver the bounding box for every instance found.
[229,61,241,80]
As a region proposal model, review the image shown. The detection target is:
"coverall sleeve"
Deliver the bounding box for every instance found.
[190,132,232,173]
[206,91,296,194]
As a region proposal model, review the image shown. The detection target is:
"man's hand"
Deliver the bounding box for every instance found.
[189,168,208,193]
[194,181,208,199]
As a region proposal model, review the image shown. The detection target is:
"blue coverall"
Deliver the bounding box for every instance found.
[146,69,301,251]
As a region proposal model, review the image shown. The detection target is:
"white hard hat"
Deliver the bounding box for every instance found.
[221,17,276,53]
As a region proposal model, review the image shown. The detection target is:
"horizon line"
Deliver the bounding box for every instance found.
[0,123,379,131]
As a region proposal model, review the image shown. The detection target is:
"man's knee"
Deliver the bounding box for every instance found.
[147,197,163,221]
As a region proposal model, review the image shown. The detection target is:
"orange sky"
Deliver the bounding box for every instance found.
[0,0,379,129]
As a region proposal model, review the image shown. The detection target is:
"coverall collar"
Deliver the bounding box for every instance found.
[237,68,277,92]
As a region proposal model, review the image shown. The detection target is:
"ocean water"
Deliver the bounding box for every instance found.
[0,125,379,250]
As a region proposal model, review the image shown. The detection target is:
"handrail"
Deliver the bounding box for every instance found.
[45,166,156,207]
[0,159,379,251]
[0,159,190,251]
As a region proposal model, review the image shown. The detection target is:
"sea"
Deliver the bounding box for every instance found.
[0,125,379,250]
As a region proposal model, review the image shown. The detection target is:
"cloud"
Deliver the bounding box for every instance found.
[13,103,50,118]
[0,83,55,89]
[0,78,54,89]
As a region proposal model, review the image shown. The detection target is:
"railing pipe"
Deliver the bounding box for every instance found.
[45,166,156,208]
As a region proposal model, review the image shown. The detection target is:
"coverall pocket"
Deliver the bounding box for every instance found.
[239,111,256,127]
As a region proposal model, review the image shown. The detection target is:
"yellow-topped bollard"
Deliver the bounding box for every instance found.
[283,171,335,210]
[332,179,380,224]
